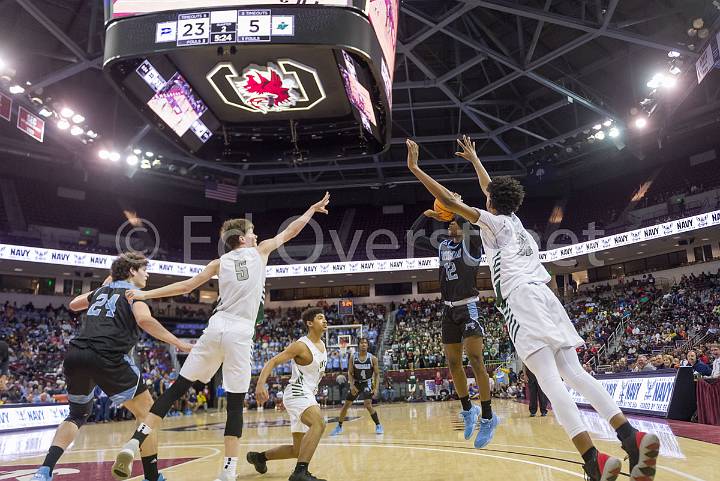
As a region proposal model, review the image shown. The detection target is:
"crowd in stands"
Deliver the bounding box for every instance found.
[566,271,720,375]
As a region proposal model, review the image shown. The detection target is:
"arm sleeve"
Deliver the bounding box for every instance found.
[473,209,512,249]
[409,213,436,253]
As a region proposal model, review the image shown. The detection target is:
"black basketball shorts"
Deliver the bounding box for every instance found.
[345,382,374,401]
[63,345,147,406]
[441,302,486,344]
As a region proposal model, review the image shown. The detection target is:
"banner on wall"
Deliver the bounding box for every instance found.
[0,210,719,279]
[0,404,69,432]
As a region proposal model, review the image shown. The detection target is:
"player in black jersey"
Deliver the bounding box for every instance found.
[30,253,192,481]
[329,338,383,435]
[409,203,497,449]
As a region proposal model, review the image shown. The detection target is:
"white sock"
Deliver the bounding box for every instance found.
[223,457,238,477]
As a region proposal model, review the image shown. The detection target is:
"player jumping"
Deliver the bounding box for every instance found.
[112,193,331,481]
[407,137,660,481]
[247,307,329,481]
[329,337,383,436]
[408,206,498,447]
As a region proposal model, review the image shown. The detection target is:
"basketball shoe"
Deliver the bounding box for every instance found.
[460,405,481,439]
[329,425,343,436]
[474,413,499,448]
[583,451,622,481]
[112,439,139,480]
[288,471,327,481]
[30,466,52,481]
[247,452,268,474]
[620,431,660,481]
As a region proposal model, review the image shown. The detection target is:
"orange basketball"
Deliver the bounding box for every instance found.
[433,199,455,221]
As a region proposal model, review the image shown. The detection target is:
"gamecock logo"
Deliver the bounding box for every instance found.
[207,60,326,114]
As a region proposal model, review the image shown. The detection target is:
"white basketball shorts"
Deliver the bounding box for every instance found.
[179,312,254,393]
[500,282,584,361]
[283,392,318,434]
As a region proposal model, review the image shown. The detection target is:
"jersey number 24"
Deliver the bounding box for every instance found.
[88,293,120,317]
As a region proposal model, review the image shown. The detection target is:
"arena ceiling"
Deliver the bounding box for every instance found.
[1,0,719,194]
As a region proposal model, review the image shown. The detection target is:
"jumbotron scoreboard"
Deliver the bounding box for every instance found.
[103,0,397,162]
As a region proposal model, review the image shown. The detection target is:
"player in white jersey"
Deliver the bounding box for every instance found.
[111,193,331,481]
[407,137,660,481]
[248,308,328,481]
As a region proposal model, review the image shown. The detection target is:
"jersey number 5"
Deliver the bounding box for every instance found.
[234,260,249,281]
[88,293,120,317]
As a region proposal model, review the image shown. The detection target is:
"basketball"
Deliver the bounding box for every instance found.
[433,199,455,221]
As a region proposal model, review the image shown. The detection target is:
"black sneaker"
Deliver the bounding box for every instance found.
[247,452,268,474]
[583,451,622,481]
[288,471,327,481]
[620,431,660,481]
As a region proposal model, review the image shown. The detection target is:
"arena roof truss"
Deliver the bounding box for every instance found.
[0,0,718,193]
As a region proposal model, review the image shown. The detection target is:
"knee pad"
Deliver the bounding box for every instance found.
[224,392,245,437]
[150,376,194,418]
[65,400,94,428]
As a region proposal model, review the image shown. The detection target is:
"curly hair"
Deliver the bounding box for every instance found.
[301,307,324,328]
[110,252,148,281]
[487,177,525,215]
[221,218,254,250]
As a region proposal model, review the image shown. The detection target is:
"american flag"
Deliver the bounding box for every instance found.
[205,180,237,203]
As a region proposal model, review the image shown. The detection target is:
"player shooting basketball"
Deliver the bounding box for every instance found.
[407,137,660,481]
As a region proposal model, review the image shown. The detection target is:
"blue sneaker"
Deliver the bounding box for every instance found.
[144,475,167,481]
[30,467,52,481]
[375,424,384,434]
[460,405,481,440]
[474,413,499,449]
[330,424,343,436]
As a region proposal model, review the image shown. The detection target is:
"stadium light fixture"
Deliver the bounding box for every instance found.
[634,117,648,129]
[145,151,154,158]
[70,126,84,136]
[608,127,620,138]
[140,159,151,169]
[60,107,74,118]
[133,148,142,155]
[9,85,24,94]
[668,51,681,58]
[126,154,139,166]
[98,149,110,160]
[57,119,70,130]
[86,130,98,139]
[595,131,606,140]
[662,76,677,88]
[592,124,602,130]
[71,114,85,124]
[109,151,121,162]
[38,107,52,118]
[603,120,613,127]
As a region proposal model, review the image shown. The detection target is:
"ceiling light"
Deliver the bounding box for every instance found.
[647,73,665,89]
[133,148,142,155]
[699,28,710,39]
[99,149,110,160]
[70,126,83,136]
[152,158,161,167]
[661,76,677,88]
[60,107,74,118]
[86,130,97,139]
[603,120,612,127]
[593,124,602,130]
[608,127,620,138]
[57,119,70,130]
[634,117,647,129]
[9,85,24,94]
[594,130,606,140]
[38,107,52,118]
[669,65,682,75]
[693,18,704,30]
[71,114,85,124]
[109,151,120,162]
[145,151,154,158]
[668,51,680,58]
[126,154,139,166]
[140,159,151,169]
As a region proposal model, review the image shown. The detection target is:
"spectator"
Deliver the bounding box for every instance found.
[709,344,720,378]
[633,355,656,372]
[686,350,712,376]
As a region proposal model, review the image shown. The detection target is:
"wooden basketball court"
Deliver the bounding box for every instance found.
[1,400,716,481]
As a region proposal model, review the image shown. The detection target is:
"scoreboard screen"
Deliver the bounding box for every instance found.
[103,0,397,159]
[339,298,354,316]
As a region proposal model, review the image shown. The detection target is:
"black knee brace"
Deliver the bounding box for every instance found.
[65,400,94,428]
[224,392,245,437]
[149,376,194,418]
